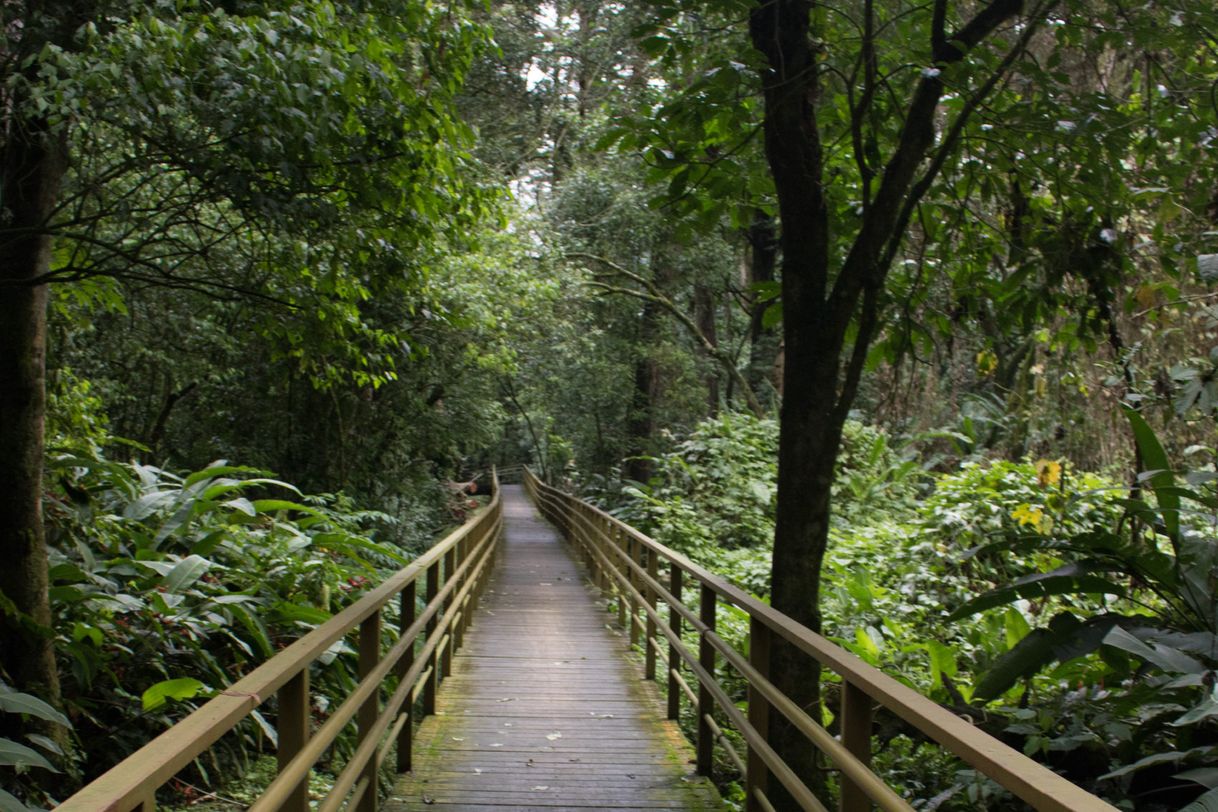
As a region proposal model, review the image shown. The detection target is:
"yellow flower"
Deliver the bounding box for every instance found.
[1012,503,1054,535]
[1012,503,1043,528]
[976,350,998,377]
[1035,458,1062,488]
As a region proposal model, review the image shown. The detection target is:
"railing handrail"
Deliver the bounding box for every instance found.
[59,471,504,812]
[522,467,1117,812]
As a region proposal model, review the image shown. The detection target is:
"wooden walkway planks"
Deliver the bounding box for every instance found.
[385,484,723,811]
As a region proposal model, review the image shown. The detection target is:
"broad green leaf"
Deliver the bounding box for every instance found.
[273,602,332,626]
[163,555,212,593]
[1103,626,1204,675]
[1180,786,1218,812]
[946,564,1126,621]
[0,737,58,772]
[0,786,40,811]
[142,678,206,711]
[1174,694,1218,727]
[1178,767,1218,789]
[251,499,323,517]
[0,690,69,727]
[124,490,175,520]
[974,614,1122,703]
[1101,748,1213,780]
[223,497,257,517]
[1124,406,1179,541]
[183,463,265,489]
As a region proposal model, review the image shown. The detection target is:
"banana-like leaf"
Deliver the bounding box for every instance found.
[973,613,1123,702]
[1103,626,1205,674]
[0,786,41,812]
[946,563,1126,621]
[1180,786,1218,812]
[1125,406,1179,542]
[0,690,69,727]
[0,738,58,772]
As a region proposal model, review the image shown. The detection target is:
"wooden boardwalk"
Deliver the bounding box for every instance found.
[386,484,722,811]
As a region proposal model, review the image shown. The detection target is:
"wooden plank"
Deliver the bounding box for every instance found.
[386,485,722,812]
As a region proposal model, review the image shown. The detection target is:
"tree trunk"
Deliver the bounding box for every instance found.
[746,211,780,398]
[624,299,661,484]
[0,121,67,710]
[694,284,720,416]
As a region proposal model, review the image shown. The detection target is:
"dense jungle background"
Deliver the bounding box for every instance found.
[2,0,1218,809]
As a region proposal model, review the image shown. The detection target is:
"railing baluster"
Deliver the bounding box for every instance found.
[839,680,874,812]
[423,560,440,717]
[630,534,643,650]
[697,583,716,776]
[442,547,457,678]
[397,581,416,773]
[356,613,381,812]
[645,548,658,680]
[597,518,610,592]
[667,565,683,721]
[278,669,311,812]
[746,617,772,812]
[616,528,628,628]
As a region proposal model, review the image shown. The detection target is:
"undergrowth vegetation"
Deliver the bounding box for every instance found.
[2,382,462,810]
[590,411,1218,810]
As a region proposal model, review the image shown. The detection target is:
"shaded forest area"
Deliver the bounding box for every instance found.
[2,0,1218,809]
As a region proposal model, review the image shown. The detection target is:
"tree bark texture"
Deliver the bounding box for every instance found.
[750,0,1033,805]
[624,299,661,484]
[0,120,66,706]
[693,284,720,415]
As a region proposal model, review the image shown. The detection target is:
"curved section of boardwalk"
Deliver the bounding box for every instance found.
[387,484,722,811]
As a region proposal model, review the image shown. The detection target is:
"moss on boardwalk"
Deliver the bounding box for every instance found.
[385,485,723,811]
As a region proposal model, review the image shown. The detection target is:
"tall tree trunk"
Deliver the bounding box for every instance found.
[746,210,780,397]
[694,284,720,416]
[750,0,1034,804]
[624,299,661,484]
[0,120,67,710]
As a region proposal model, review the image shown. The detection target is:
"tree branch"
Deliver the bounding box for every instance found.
[569,252,765,416]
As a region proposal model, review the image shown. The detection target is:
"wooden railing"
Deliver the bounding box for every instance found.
[522,468,1117,812]
[58,472,504,812]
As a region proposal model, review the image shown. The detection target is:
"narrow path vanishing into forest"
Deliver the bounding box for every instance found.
[385,484,724,811]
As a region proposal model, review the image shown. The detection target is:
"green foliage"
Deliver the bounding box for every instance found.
[0,685,73,810]
[42,446,404,789]
[604,413,921,594]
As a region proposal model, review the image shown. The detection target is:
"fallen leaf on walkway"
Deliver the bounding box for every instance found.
[532,786,549,791]
[546,732,562,741]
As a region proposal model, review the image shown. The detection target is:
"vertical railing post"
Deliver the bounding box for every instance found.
[423,561,440,717]
[357,613,381,812]
[397,581,416,773]
[644,547,658,680]
[615,528,628,629]
[746,618,772,812]
[697,584,716,776]
[455,534,470,648]
[277,669,310,812]
[628,534,641,651]
[599,519,611,592]
[667,565,683,721]
[442,546,457,678]
[839,681,874,812]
